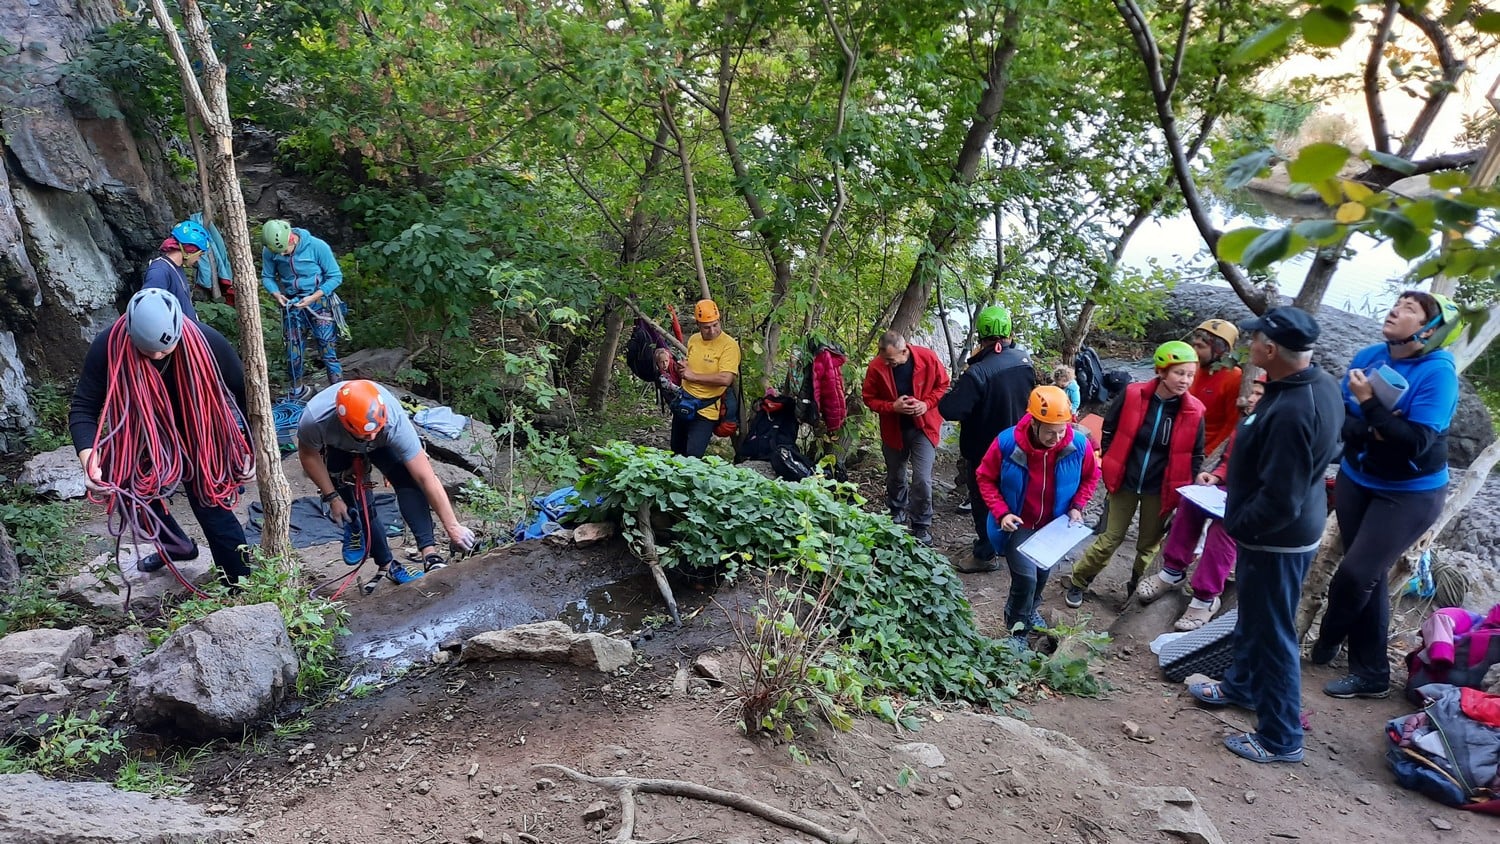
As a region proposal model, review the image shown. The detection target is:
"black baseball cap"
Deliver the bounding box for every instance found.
[1239,307,1320,352]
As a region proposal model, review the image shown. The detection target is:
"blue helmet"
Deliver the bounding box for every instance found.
[170,220,210,253]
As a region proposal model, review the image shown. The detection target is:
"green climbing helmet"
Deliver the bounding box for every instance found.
[262,219,293,253]
[1419,293,1463,354]
[975,305,1012,340]
[1153,340,1197,370]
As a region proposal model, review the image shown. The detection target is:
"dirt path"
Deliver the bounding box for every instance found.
[192,456,1494,843]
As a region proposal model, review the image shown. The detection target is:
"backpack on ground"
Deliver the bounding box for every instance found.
[1074,346,1108,406]
[770,443,814,481]
[736,393,800,463]
[1386,683,1500,814]
[1406,604,1500,703]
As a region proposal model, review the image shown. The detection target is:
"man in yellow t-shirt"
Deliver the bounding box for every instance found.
[672,298,741,457]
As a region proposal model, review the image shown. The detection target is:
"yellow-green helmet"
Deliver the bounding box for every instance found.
[1153,340,1197,370]
[1420,293,1463,354]
[262,219,293,253]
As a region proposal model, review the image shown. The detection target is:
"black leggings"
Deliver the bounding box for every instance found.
[326,447,436,560]
[1316,472,1445,685]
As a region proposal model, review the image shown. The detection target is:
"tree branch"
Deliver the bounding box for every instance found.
[659,89,710,301]
[1164,0,1195,102]
[1365,0,1400,155]
[1394,2,1466,160]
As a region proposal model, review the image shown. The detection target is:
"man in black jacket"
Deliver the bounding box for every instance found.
[1187,307,1342,765]
[938,305,1035,571]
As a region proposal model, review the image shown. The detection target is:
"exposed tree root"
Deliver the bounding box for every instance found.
[532,763,859,844]
[634,503,681,627]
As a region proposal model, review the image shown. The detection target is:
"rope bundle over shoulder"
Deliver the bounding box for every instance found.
[89,317,256,593]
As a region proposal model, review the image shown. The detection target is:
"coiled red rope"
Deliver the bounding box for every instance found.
[89,317,256,598]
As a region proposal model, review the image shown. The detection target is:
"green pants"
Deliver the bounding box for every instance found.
[1069,490,1166,589]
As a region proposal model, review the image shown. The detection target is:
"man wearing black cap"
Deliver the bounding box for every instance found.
[1186,306,1342,764]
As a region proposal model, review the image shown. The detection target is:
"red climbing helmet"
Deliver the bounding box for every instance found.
[335,380,388,439]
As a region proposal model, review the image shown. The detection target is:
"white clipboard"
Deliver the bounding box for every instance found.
[1175,484,1226,519]
[1016,518,1095,570]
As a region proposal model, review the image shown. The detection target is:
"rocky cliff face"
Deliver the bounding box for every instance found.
[0,0,187,448]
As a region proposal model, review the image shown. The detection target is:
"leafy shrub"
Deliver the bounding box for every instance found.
[0,698,125,777]
[0,488,83,578]
[22,382,71,452]
[580,443,1105,718]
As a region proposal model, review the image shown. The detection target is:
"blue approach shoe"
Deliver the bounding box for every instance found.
[1028,609,1048,631]
[384,562,424,585]
[342,522,365,566]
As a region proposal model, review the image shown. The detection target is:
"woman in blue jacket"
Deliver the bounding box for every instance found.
[261,219,346,401]
[1312,292,1461,699]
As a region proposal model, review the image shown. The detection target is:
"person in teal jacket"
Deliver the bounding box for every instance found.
[261,219,345,401]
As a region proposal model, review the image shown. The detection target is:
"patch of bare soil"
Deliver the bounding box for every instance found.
[187,454,1491,843]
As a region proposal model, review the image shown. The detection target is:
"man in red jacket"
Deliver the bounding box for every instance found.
[863,331,950,545]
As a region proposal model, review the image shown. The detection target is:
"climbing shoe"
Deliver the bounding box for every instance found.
[384,562,423,585]
[361,572,384,596]
[342,522,365,566]
[422,554,448,573]
[137,545,198,574]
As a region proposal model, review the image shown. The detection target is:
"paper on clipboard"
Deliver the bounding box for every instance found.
[1176,484,1226,519]
[1016,518,1095,570]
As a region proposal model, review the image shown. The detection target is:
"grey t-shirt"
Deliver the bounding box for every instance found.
[298,382,422,461]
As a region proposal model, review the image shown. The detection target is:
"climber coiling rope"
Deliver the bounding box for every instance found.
[87,305,255,596]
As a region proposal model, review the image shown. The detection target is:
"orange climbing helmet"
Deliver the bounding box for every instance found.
[335,380,388,438]
[1028,385,1073,425]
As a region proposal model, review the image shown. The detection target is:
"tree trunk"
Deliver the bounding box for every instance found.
[1294,522,1343,642]
[151,0,292,559]
[583,120,672,412]
[1290,235,1349,313]
[0,522,18,593]
[586,298,629,412]
[890,8,1022,337]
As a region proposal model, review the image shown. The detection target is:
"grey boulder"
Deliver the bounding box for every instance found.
[127,602,298,739]
[461,621,633,673]
[16,445,87,500]
[0,626,93,685]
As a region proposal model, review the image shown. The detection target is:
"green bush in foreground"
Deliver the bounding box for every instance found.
[579,443,1105,716]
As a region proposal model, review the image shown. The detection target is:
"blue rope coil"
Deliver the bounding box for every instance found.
[273,399,306,446]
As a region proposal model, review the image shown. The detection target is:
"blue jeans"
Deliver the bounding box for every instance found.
[987,521,1048,631]
[326,447,437,561]
[669,414,716,458]
[1219,546,1313,755]
[284,300,343,389]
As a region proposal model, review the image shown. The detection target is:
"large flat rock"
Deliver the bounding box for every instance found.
[62,546,215,613]
[0,772,240,842]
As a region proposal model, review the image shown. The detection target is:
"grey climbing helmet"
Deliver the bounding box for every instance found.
[124,288,184,354]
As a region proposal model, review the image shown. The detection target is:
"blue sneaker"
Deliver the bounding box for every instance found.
[1028,609,1048,631]
[342,522,365,566]
[384,562,423,585]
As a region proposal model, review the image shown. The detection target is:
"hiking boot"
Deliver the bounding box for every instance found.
[1322,675,1389,699]
[289,384,314,403]
[956,499,973,513]
[1309,639,1343,666]
[385,562,424,585]
[1135,571,1184,605]
[361,572,384,596]
[890,509,909,526]
[137,545,199,574]
[910,529,934,547]
[1064,582,1084,609]
[954,554,1001,574]
[342,522,365,566]
[422,554,448,573]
